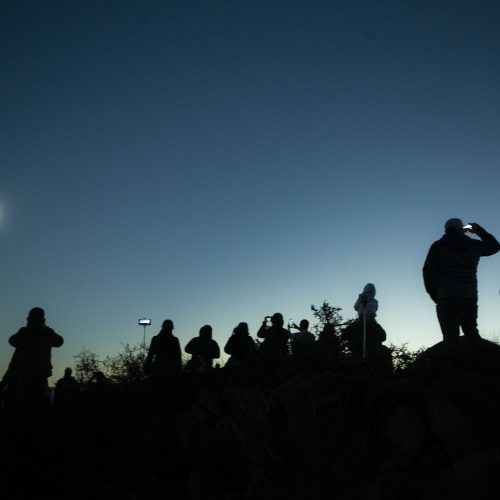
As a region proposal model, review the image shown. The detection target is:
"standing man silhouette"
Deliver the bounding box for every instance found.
[144,319,182,381]
[423,219,499,344]
[8,307,64,410]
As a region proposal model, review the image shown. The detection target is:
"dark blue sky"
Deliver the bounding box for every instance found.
[2,0,500,380]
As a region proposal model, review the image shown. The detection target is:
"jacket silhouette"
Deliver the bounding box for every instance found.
[144,320,182,378]
[185,325,220,371]
[9,307,64,378]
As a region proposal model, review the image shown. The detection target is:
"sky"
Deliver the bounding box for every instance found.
[1,0,500,383]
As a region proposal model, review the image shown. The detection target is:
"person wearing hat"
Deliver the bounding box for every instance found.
[423,219,500,343]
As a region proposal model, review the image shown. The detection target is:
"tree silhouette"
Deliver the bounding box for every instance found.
[103,342,148,384]
[310,299,353,337]
[73,348,101,385]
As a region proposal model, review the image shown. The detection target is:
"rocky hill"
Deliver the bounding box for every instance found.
[2,337,500,500]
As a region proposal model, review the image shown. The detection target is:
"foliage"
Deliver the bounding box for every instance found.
[73,348,102,385]
[310,300,356,358]
[103,341,148,384]
[73,341,148,386]
[310,300,352,336]
[388,342,426,371]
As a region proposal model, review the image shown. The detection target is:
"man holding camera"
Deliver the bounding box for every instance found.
[8,307,64,410]
[423,218,500,343]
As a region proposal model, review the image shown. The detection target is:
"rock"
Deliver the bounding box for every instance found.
[411,338,500,382]
[334,472,425,500]
[452,448,500,499]
[424,373,500,455]
[268,371,354,462]
[386,404,427,468]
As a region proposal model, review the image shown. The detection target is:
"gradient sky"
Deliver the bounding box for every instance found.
[2,0,500,383]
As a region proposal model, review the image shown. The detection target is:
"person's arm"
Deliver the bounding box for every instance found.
[8,328,24,347]
[224,336,234,355]
[184,338,194,354]
[213,341,220,359]
[354,295,362,312]
[423,242,439,303]
[51,331,64,348]
[247,336,257,352]
[256,321,267,339]
[174,337,182,359]
[470,223,500,256]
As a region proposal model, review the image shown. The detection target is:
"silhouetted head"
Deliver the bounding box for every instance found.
[27,307,45,326]
[271,313,284,328]
[362,283,376,298]
[199,325,212,339]
[299,319,309,330]
[233,322,249,336]
[444,218,464,233]
[161,319,174,333]
[64,367,73,377]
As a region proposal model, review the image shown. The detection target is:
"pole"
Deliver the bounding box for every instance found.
[138,318,151,351]
[361,293,368,362]
[362,307,367,362]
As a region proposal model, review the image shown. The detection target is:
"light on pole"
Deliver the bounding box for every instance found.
[138,318,151,345]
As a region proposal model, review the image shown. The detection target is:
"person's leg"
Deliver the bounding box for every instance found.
[458,297,481,368]
[436,298,460,344]
[460,297,481,350]
[459,298,481,341]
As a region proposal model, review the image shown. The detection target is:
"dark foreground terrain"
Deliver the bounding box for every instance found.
[2,338,500,500]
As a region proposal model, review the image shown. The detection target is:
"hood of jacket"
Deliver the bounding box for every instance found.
[362,283,376,299]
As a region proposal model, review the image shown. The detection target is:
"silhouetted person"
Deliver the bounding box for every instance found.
[288,319,315,369]
[354,283,378,319]
[54,367,79,408]
[185,325,220,373]
[55,367,78,390]
[8,307,64,410]
[423,219,500,344]
[224,322,256,366]
[257,313,290,368]
[289,319,315,350]
[343,284,387,364]
[310,324,342,371]
[144,319,182,381]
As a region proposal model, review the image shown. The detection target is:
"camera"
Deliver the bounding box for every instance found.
[463,224,473,231]
[265,316,272,327]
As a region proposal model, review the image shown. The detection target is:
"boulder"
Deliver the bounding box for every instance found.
[386,404,428,468]
[424,372,500,455]
[411,337,500,381]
